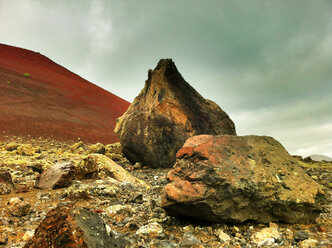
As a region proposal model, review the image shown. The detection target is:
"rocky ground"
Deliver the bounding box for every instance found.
[0,136,331,247]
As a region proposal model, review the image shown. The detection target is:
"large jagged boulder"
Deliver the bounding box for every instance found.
[115,59,236,168]
[24,204,128,248]
[161,135,325,224]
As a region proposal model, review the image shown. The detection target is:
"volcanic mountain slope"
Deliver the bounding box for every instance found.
[0,44,129,143]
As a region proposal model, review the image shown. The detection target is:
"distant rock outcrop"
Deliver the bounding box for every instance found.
[115,59,236,168]
[305,154,332,162]
[161,135,325,224]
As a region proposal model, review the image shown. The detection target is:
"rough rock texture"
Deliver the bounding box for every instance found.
[5,142,19,151]
[70,141,86,154]
[8,197,31,217]
[161,135,325,224]
[76,154,150,189]
[88,143,106,154]
[0,231,8,245]
[35,162,75,190]
[250,223,281,246]
[115,59,236,168]
[17,144,36,156]
[24,204,128,248]
[0,168,14,194]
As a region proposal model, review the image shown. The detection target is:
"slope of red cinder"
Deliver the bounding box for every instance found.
[0,43,130,144]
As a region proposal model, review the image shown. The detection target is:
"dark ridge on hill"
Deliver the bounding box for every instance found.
[0,43,130,144]
[306,154,332,162]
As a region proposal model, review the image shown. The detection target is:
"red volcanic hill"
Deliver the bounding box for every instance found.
[0,44,130,144]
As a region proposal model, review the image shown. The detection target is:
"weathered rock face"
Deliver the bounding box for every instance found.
[161,135,325,224]
[35,162,75,190]
[24,204,128,248]
[115,59,236,168]
[0,169,14,194]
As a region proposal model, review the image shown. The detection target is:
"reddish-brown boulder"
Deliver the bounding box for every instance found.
[24,204,128,248]
[161,135,325,224]
[35,162,74,190]
[115,59,236,168]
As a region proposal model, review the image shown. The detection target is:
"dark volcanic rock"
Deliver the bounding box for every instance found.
[0,168,14,194]
[294,230,309,241]
[161,135,325,224]
[24,204,128,248]
[115,59,236,168]
[35,162,74,190]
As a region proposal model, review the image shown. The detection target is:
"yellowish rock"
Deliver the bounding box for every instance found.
[105,153,123,161]
[70,141,85,153]
[105,142,123,155]
[299,238,318,248]
[76,154,149,189]
[17,144,35,156]
[251,225,281,246]
[22,230,35,242]
[5,142,19,151]
[88,143,105,154]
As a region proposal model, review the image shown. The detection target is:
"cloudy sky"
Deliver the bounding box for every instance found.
[1,0,331,157]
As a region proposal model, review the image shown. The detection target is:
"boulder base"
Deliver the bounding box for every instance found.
[161,135,325,223]
[115,59,236,168]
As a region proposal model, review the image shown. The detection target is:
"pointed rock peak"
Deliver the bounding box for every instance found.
[146,58,186,88]
[155,58,180,75]
[115,59,236,168]
[156,58,175,69]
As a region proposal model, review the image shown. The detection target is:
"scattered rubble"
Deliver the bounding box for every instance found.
[0,137,331,247]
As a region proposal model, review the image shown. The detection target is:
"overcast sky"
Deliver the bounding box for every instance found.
[1,0,331,157]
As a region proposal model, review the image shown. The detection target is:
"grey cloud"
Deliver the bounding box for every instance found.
[233,94,332,157]
[0,0,331,157]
